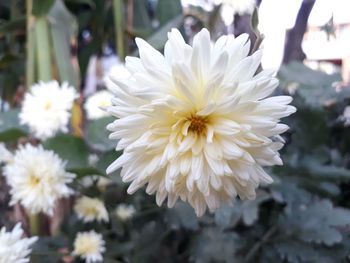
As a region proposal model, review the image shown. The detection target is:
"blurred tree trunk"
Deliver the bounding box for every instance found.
[282,0,316,64]
[233,14,257,48]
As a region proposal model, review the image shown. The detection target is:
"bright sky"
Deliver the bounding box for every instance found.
[181,0,350,69]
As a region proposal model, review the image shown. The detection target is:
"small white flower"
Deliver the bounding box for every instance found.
[220,0,256,15]
[73,231,105,263]
[115,204,136,221]
[3,144,75,215]
[0,223,38,263]
[79,175,112,191]
[84,90,113,120]
[342,106,350,126]
[0,143,12,164]
[19,81,78,140]
[74,196,109,223]
[106,28,295,216]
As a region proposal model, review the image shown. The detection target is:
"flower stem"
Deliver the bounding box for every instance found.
[113,0,125,61]
[29,213,40,236]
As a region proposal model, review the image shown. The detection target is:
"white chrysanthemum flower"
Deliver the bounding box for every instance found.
[115,204,136,221]
[105,28,296,216]
[342,106,350,126]
[73,231,105,263]
[0,143,12,163]
[3,144,75,215]
[220,0,255,15]
[0,223,38,263]
[19,81,78,139]
[84,90,113,120]
[74,196,109,223]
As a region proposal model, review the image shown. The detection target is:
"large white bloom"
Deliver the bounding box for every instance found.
[84,90,113,120]
[219,0,255,15]
[73,231,105,263]
[74,196,109,223]
[19,81,78,139]
[3,144,75,215]
[105,28,296,216]
[0,223,38,263]
[115,204,136,221]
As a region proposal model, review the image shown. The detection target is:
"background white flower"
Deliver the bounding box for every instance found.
[106,28,295,216]
[3,144,75,215]
[74,196,109,223]
[0,223,38,263]
[219,0,256,15]
[115,204,136,221]
[79,175,112,192]
[19,81,78,140]
[84,90,113,120]
[73,231,105,263]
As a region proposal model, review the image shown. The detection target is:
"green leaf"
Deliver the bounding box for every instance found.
[279,62,346,109]
[214,190,270,228]
[86,117,115,151]
[165,202,199,230]
[214,204,241,229]
[0,109,28,142]
[146,15,183,51]
[191,227,241,263]
[64,0,96,8]
[96,150,121,175]
[32,0,56,16]
[133,0,152,35]
[280,199,350,246]
[69,167,102,178]
[241,191,270,226]
[0,16,25,36]
[49,0,80,88]
[0,53,19,70]
[43,134,89,169]
[156,0,182,26]
[250,7,259,33]
[274,240,318,263]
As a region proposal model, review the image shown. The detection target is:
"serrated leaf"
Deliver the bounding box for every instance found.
[242,191,270,226]
[165,202,199,230]
[275,240,318,263]
[191,227,240,263]
[214,204,241,228]
[280,199,350,246]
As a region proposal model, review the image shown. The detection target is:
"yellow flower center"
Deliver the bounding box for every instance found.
[85,207,99,217]
[99,101,109,108]
[29,175,41,188]
[75,239,98,254]
[188,115,208,135]
[44,101,51,111]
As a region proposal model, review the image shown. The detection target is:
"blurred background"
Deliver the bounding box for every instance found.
[1,0,350,262]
